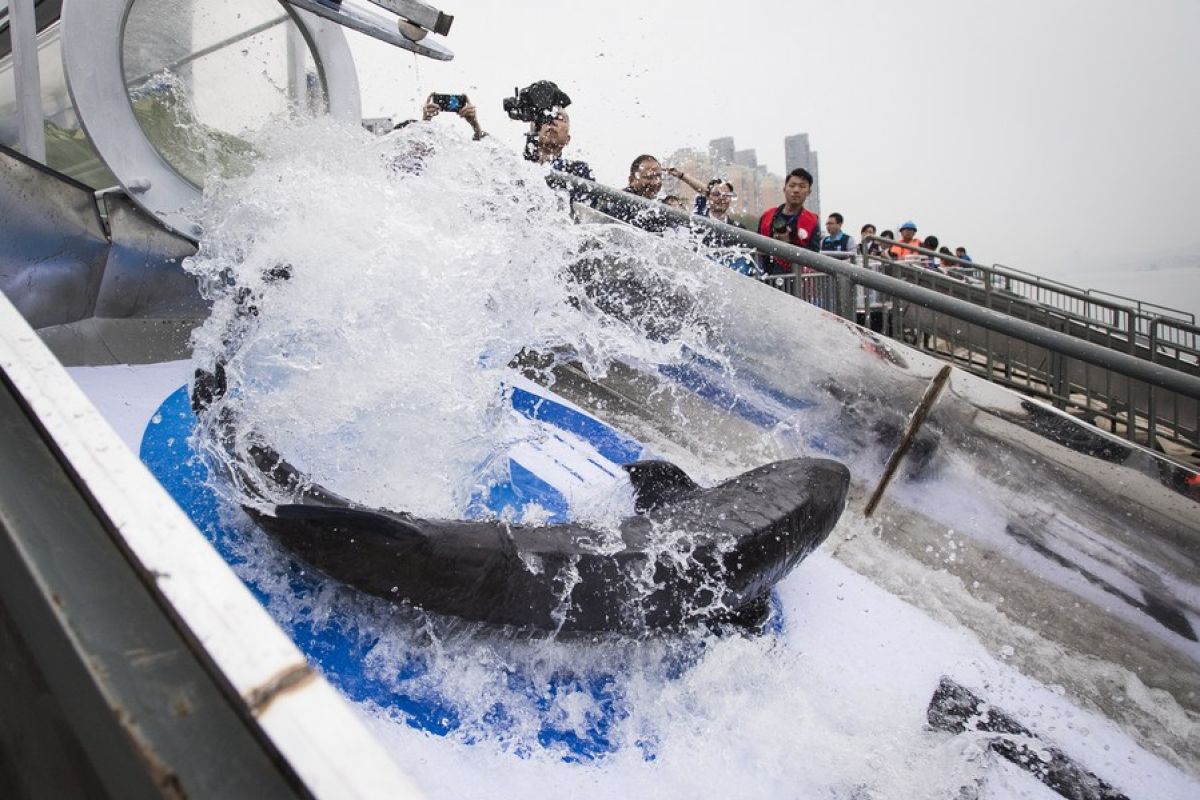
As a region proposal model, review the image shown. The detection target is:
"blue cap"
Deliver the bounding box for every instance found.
[900,220,918,231]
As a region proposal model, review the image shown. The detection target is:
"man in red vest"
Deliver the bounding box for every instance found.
[758,168,820,275]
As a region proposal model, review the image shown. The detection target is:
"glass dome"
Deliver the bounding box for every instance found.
[7,0,444,238]
[121,0,325,189]
[53,0,361,238]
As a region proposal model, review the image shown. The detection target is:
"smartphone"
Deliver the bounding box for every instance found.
[430,93,467,112]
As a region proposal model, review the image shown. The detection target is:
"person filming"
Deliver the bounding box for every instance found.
[503,80,593,181]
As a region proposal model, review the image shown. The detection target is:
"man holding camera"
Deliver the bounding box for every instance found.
[504,81,594,184]
[757,168,820,275]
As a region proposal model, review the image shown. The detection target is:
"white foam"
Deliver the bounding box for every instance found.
[186,119,718,518]
[306,547,1197,800]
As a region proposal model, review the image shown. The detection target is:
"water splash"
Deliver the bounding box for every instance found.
[165,116,1197,798]
[187,118,720,519]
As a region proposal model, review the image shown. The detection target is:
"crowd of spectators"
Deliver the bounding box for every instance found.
[871,220,973,271]
[408,82,976,278]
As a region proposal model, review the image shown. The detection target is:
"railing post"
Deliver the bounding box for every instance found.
[983,269,995,382]
[1125,308,1139,442]
[1147,320,1159,449]
[835,274,855,321]
[1050,349,1068,410]
[879,255,896,340]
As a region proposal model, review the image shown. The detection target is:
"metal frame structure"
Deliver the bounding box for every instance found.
[7,0,45,161]
[283,0,453,57]
[852,238,1199,457]
[60,0,363,240]
[866,237,1197,356]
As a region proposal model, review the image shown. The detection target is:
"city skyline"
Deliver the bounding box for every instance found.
[664,141,775,223]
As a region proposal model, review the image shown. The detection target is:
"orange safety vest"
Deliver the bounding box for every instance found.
[889,237,922,260]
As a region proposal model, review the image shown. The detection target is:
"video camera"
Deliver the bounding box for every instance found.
[503,81,571,125]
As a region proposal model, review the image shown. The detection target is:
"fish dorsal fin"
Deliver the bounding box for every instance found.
[623,460,700,513]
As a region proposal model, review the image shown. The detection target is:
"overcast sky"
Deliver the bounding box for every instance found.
[348,0,1200,300]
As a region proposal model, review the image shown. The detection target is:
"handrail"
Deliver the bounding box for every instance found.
[550,171,1200,401]
[1150,317,1200,354]
[862,241,1195,347]
[990,260,1128,299]
[864,237,1200,366]
[991,260,1096,291]
[990,258,1194,324]
[988,262,1194,324]
[1088,287,1195,324]
[866,237,1135,317]
[865,242,1135,336]
[1154,317,1200,338]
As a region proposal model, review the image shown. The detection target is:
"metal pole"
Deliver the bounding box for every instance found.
[1052,351,1068,410]
[286,20,309,113]
[984,271,995,382]
[1126,309,1138,441]
[1148,320,1159,448]
[127,15,292,88]
[554,173,1200,401]
[869,236,1136,325]
[10,0,47,163]
[864,365,953,517]
[835,274,855,321]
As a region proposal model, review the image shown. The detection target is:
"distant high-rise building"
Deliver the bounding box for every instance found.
[784,133,810,172]
[784,133,820,218]
[667,138,785,221]
[809,152,821,219]
[709,137,735,167]
[733,149,757,169]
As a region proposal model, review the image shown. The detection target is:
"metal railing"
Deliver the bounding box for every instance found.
[849,241,1198,459]
[865,237,1198,366]
[1149,318,1200,448]
[843,239,1198,459]
[994,260,1194,325]
[759,250,853,312]
[554,173,1200,463]
[867,238,1198,365]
